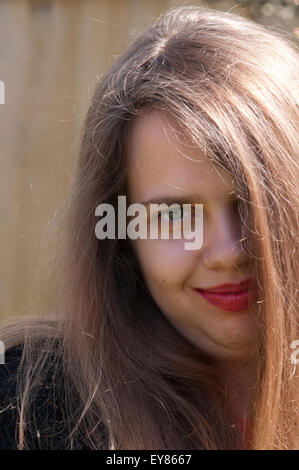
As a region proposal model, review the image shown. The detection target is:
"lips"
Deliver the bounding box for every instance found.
[193,279,257,312]
[197,279,253,294]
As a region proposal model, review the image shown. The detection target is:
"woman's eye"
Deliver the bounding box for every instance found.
[161,208,183,221]
[159,205,197,222]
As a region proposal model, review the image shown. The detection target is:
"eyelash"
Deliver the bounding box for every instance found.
[156,205,196,221]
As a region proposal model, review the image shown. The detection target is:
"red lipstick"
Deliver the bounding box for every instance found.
[193,279,256,312]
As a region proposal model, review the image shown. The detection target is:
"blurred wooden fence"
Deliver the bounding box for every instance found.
[0,0,297,320]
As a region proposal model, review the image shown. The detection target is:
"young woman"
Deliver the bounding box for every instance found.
[0,5,298,450]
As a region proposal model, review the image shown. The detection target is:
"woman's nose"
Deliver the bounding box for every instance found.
[201,207,248,271]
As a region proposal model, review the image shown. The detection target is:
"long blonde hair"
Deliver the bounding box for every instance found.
[1,5,298,449]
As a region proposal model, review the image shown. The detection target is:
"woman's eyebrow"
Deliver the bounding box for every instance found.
[137,192,237,207]
[137,196,206,206]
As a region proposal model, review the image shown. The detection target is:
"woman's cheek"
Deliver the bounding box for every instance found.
[133,238,193,287]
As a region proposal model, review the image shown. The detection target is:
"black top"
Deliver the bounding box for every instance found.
[0,344,108,450]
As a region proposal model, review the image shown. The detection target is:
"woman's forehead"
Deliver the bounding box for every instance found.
[126,110,236,203]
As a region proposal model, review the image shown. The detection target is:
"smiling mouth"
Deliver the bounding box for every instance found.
[195,279,254,294]
[193,285,257,312]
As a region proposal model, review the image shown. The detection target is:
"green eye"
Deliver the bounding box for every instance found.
[160,205,196,221]
[165,209,182,221]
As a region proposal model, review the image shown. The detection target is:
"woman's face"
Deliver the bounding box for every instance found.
[127,110,259,364]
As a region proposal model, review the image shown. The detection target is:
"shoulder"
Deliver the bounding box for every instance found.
[0,342,93,449]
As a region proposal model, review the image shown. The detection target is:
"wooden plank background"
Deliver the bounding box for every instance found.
[0,0,298,320]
